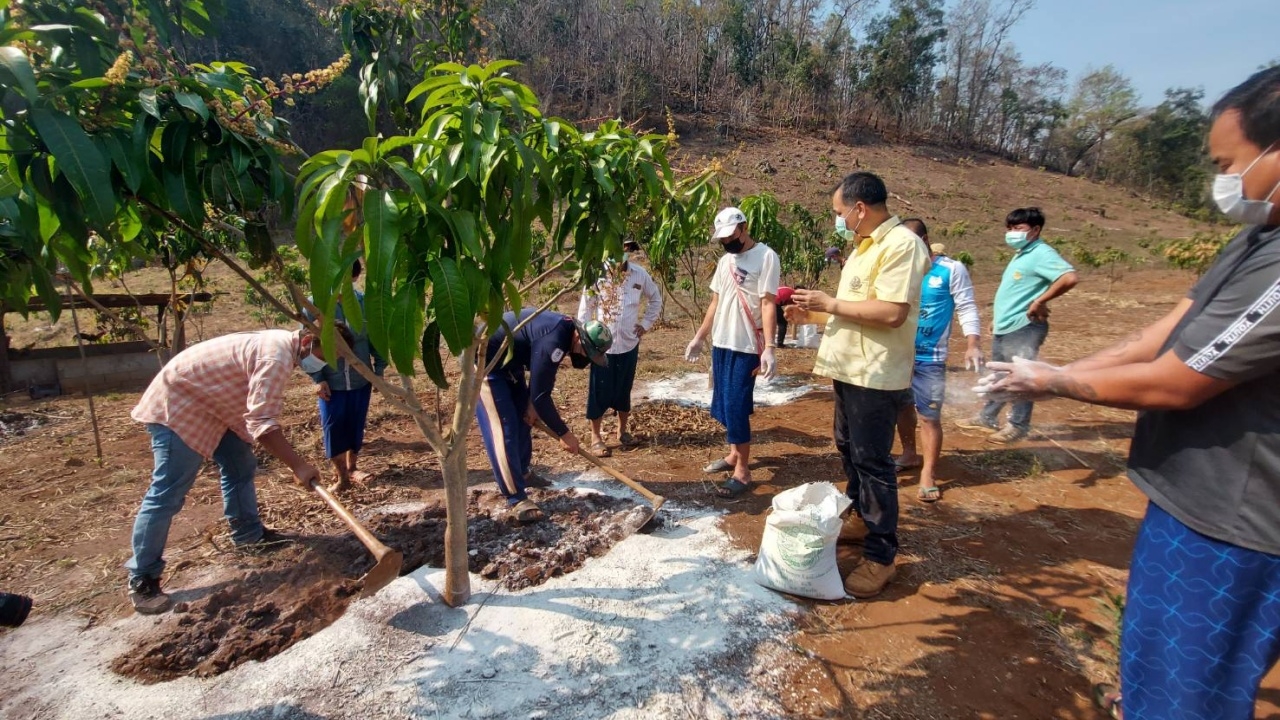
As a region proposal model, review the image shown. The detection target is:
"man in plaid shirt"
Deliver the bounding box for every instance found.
[125,328,334,614]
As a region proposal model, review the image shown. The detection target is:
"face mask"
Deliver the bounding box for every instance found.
[1005,230,1031,250]
[570,352,591,369]
[1214,143,1280,225]
[835,209,863,241]
[299,351,327,374]
[722,234,745,254]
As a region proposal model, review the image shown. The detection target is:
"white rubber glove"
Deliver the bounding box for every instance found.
[760,347,777,381]
[684,338,704,363]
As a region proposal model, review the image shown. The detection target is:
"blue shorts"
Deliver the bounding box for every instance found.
[318,385,373,458]
[709,347,759,445]
[910,361,946,421]
[1121,502,1280,719]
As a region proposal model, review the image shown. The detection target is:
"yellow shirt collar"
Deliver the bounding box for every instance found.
[857,216,903,253]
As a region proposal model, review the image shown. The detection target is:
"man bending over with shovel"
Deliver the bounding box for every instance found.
[125,327,340,614]
[478,309,612,523]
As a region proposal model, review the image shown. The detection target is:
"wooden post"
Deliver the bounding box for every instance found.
[0,318,11,395]
[64,285,104,461]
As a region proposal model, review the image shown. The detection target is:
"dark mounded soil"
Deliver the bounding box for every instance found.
[110,488,646,683]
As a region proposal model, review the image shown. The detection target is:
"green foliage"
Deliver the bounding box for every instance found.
[241,246,309,326]
[1158,229,1237,276]
[861,0,947,127]
[295,61,719,377]
[954,250,974,267]
[739,192,831,287]
[0,0,308,319]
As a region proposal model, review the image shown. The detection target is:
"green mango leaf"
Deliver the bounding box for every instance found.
[139,88,161,118]
[420,322,448,389]
[174,91,210,121]
[362,190,402,363]
[0,46,38,102]
[429,256,472,355]
[388,279,425,374]
[163,148,204,227]
[30,109,116,231]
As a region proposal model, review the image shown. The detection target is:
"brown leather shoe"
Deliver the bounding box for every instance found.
[843,560,896,598]
[838,515,869,542]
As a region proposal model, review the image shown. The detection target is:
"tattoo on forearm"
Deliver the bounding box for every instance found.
[1047,375,1099,401]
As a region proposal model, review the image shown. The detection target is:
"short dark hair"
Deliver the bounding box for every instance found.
[623,240,641,253]
[1212,67,1280,150]
[1006,207,1045,229]
[835,172,888,207]
[902,217,928,239]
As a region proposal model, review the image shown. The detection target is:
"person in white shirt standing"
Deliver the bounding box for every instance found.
[685,207,780,498]
[578,243,664,457]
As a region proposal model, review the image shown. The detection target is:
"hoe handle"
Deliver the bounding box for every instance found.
[311,481,395,561]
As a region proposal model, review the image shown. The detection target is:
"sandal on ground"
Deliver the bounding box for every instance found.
[715,477,754,499]
[703,458,734,474]
[348,469,375,484]
[590,441,612,458]
[511,499,545,524]
[617,432,638,447]
[917,486,941,503]
[1092,683,1121,719]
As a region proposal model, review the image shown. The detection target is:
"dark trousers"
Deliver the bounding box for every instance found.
[776,311,788,347]
[476,373,533,504]
[833,380,906,565]
[980,321,1049,432]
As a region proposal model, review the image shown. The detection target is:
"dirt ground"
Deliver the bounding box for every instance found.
[4,264,1279,718]
[0,130,1273,717]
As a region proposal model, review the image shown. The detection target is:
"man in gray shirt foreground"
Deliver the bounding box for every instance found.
[979,66,1280,720]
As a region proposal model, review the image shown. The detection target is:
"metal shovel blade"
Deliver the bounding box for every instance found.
[359,549,404,598]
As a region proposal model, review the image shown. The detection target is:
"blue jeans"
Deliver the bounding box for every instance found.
[126,424,263,580]
[476,373,534,505]
[979,321,1048,432]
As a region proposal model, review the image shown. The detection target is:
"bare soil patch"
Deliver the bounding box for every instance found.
[109,488,644,683]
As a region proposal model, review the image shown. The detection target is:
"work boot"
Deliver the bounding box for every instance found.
[235,527,294,555]
[843,560,896,599]
[988,425,1029,444]
[838,515,869,543]
[128,575,172,615]
[956,415,999,431]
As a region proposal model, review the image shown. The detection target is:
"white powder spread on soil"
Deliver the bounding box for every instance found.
[639,373,822,409]
[0,471,798,719]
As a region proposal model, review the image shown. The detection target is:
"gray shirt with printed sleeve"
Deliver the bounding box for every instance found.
[1127,225,1280,555]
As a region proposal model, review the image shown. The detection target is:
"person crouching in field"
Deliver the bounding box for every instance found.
[684,207,780,499]
[577,247,663,457]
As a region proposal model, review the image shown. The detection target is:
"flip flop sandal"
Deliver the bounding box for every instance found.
[348,469,375,484]
[894,459,922,472]
[511,499,545,524]
[917,486,941,503]
[617,432,638,447]
[590,441,612,458]
[703,458,734,474]
[1092,683,1122,719]
[715,477,754,499]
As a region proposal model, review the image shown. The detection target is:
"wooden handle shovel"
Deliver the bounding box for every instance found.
[311,481,404,597]
[535,421,666,513]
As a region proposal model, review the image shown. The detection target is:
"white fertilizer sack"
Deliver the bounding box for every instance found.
[753,482,851,601]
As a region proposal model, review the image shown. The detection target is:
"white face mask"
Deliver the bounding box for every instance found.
[299,350,327,374]
[1005,230,1031,250]
[1214,142,1280,225]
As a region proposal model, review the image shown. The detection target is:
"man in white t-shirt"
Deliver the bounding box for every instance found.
[685,207,780,498]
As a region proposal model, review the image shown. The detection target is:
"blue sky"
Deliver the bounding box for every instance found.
[997,0,1279,106]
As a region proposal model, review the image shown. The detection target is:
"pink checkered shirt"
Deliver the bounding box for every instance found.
[131,330,301,458]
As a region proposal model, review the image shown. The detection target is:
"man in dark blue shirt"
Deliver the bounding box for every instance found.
[477,309,612,522]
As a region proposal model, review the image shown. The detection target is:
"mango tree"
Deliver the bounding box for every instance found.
[0,0,718,607]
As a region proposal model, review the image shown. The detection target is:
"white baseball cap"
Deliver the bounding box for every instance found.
[712,207,747,239]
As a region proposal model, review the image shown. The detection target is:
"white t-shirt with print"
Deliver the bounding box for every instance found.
[708,242,781,354]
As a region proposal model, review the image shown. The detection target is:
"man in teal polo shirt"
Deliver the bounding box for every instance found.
[961,207,1078,443]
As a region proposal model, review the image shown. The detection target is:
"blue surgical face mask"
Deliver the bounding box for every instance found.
[1005,230,1031,250]
[834,209,858,241]
[299,351,327,374]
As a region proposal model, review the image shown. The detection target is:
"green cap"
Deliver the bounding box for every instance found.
[575,320,613,366]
